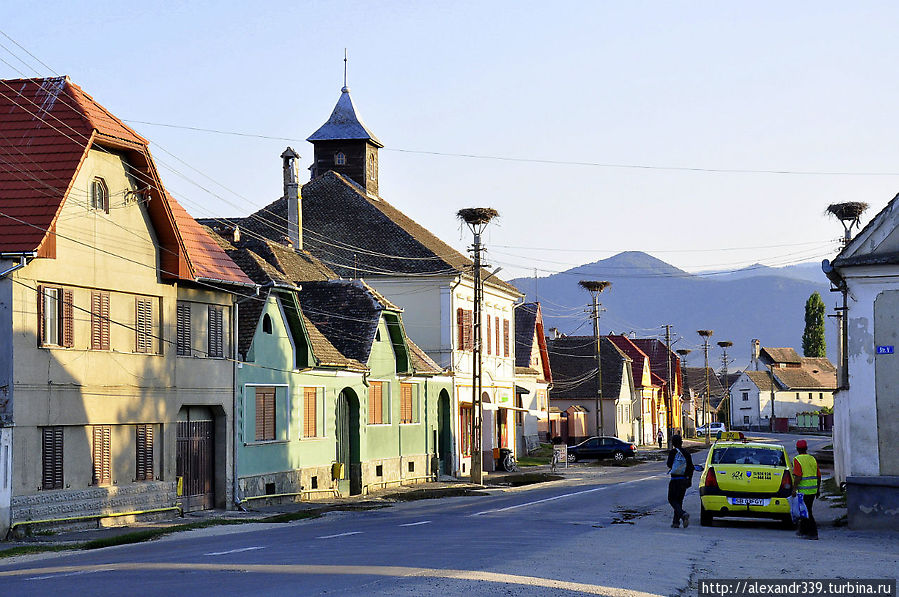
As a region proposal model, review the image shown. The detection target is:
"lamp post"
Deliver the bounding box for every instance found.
[717,341,733,430]
[676,348,691,434]
[457,207,499,485]
[579,280,611,437]
[697,330,714,445]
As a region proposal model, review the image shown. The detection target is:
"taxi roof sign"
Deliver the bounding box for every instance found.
[716,431,745,441]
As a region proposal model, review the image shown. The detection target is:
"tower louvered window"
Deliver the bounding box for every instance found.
[92,425,111,486]
[208,305,223,358]
[135,424,154,481]
[135,297,153,353]
[255,387,276,441]
[91,291,110,351]
[176,302,191,356]
[41,426,63,490]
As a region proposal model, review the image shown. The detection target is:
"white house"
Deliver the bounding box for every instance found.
[824,194,899,530]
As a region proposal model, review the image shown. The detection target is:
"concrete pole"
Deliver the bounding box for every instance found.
[471,231,483,485]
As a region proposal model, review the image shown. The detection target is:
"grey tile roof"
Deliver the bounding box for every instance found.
[546,336,629,401]
[407,340,444,375]
[297,280,382,365]
[514,302,538,369]
[307,88,383,147]
[683,367,726,399]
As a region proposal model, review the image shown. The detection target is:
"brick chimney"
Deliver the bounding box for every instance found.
[281,147,301,250]
[751,339,760,371]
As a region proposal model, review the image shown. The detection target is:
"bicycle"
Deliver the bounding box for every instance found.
[500,449,518,472]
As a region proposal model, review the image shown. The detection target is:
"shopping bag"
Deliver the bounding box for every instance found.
[790,494,809,523]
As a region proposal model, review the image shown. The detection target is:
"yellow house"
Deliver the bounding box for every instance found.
[0,77,253,536]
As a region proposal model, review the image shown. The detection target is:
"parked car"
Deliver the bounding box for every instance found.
[566,436,636,463]
[698,434,793,527]
[695,422,727,437]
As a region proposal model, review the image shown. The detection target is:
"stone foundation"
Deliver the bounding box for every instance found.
[846,475,899,530]
[238,464,338,504]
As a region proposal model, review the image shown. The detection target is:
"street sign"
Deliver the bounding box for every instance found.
[876,345,894,355]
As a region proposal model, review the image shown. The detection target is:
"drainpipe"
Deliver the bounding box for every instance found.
[0,255,28,279]
[233,285,261,509]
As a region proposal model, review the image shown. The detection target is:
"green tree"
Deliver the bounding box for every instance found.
[802,292,827,357]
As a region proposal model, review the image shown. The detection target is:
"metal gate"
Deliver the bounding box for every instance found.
[176,420,214,510]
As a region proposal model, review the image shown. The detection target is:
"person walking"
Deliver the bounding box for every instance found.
[667,434,695,528]
[793,439,821,539]
[657,429,664,450]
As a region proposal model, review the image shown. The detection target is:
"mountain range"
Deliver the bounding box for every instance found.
[508,251,835,369]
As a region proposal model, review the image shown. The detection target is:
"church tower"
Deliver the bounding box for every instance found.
[307,80,383,196]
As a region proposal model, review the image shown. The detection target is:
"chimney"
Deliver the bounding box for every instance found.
[751,339,760,371]
[549,327,561,340]
[281,147,301,250]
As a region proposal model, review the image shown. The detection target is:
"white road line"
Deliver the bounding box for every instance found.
[26,569,110,581]
[398,520,432,527]
[471,474,665,516]
[204,546,266,556]
[316,531,363,539]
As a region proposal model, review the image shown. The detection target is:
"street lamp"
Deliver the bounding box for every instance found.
[457,207,499,485]
[676,348,691,434]
[717,341,733,430]
[697,330,714,445]
[579,280,611,438]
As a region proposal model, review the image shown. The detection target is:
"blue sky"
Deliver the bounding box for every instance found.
[4,2,899,283]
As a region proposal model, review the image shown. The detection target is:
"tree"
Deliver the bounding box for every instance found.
[802,292,826,357]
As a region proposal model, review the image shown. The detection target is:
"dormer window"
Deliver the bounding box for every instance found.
[334,152,346,165]
[262,314,273,334]
[91,178,108,213]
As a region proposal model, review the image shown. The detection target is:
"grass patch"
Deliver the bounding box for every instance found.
[0,544,74,559]
[383,488,488,501]
[820,477,847,508]
[518,443,554,467]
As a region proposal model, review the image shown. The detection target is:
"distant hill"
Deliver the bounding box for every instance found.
[509,251,835,369]
[701,261,827,284]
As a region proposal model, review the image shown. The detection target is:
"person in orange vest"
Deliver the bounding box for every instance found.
[792,439,821,539]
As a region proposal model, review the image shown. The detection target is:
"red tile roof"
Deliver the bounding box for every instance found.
[0,77,251,287]
[608,334,652,387]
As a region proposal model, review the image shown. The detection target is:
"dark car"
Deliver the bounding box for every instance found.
[567,436,637,463]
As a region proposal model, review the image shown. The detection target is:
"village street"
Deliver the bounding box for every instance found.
[0,434,894,597]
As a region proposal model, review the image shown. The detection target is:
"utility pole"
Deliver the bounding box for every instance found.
[663,324,673,448]
[697,330,714,445]
[676,349,691,434]
[580,280,611,437]
[717,341,733,430]
[457,208,498,485]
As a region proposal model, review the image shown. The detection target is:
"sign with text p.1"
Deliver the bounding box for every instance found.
[877,345,894,355]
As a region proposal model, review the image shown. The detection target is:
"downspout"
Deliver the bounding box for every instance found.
[0,255,28,279]
[233,285,261,510]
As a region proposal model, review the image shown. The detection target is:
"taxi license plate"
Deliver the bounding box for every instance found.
[729,498,768,506]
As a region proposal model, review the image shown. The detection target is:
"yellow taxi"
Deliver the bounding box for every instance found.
[698,432,793,527]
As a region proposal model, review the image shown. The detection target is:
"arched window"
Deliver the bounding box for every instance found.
[91,178,108,213]
[262,314,273,334]
[334,152,346,165]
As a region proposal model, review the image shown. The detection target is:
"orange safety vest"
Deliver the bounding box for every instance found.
[794,453,818,495]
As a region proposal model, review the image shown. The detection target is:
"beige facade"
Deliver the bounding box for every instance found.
[1,149,237,534]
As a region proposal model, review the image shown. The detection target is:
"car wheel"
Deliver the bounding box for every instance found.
[700,506,713,527]
[612,451,625,462]
[567,453,577,464]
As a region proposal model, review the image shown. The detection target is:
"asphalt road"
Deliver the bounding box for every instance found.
[2,433,894,597]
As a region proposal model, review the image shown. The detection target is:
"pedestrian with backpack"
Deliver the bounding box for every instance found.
[667,434,696,528]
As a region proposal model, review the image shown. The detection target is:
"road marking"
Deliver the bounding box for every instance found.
[204,546,265,556]
[26,569,110,581]
[316,531,363,539]
[2,563,663,596]
[398,520,432,527]
[471,474,665,516]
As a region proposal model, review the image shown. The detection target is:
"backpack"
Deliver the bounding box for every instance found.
[670,449,687,477]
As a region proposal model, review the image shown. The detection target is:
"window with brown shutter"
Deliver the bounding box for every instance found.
[92,425,111,486]
[369,381,383,425]
[41,426,63,490]
[456,308,464,350]
[135,424,154,481]
[208,305,223,358]
[91,291,110,351]
[38,286,73,347]
[462,309,473,351]
[303,387,317,437]
[255,387,276,441]
[486,315,491,355]
[135,297,153,353]
[400,383,413,424]
[495,317,500,355]
[459,406,472,456]
[176,302,191,356]
[503,319,510,357]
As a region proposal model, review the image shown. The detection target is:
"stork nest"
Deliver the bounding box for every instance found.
[578,280,611,292]
[457,208,499,225]
[697,329,714,337]
[826,202,868,222]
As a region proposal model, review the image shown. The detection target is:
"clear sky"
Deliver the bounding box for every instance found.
[4,2,898,281]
